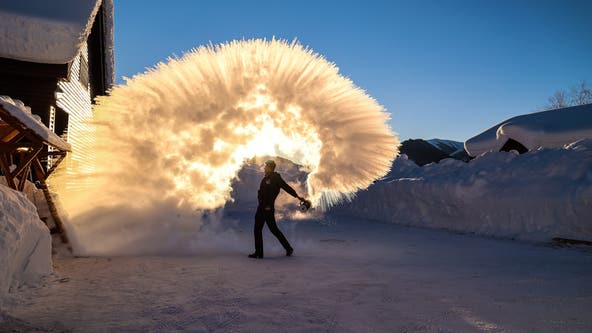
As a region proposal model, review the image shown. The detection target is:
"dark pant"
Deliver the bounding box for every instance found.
[254,206,292,256]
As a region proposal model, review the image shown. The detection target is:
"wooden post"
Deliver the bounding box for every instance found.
[0,153,16,189]
[32,158,69,244]
[11,145,42,180]
[17,165,30,192]
[46,153,66,176]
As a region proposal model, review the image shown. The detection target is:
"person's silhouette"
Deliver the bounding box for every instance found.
[248,160,307,259]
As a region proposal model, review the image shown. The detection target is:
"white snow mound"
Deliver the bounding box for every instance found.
[333,139,592,242]
[0,185,52,300]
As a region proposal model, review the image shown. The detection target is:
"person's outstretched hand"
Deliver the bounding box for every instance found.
[298,197,312,211]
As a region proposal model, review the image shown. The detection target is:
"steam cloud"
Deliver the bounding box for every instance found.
[49,39,398,255]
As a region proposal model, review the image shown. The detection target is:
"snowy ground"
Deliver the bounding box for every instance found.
[3,214,592,333]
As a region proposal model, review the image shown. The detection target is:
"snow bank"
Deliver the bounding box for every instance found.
[0,178,57,233]
[0,185,52,300]
[0,96,71,151]
[332,139,592,242]
[0,0,100,64]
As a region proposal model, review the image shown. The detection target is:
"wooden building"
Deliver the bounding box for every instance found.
[0,0,114,171]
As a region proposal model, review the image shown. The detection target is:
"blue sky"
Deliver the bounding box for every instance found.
[113,0,592,141]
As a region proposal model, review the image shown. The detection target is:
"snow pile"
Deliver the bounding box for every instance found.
[0,0,100,64]
[0,185,52,300]
[332,139,592,242]
[0,178,58,233]
[0,96,71,151]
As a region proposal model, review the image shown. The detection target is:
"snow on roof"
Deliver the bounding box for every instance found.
[0,96,71,151]
[465,103,592,157]
[0,0,101,64]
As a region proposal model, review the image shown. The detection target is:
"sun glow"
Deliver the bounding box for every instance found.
[161,90,323,209]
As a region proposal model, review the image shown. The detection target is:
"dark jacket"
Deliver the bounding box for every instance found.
[258,172,298,209]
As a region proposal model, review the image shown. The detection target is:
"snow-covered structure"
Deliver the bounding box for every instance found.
[465,103,592,157]
[0,96,71,152]
[0,0,114,171]
[0,96,71,241]
[0,0,114,260]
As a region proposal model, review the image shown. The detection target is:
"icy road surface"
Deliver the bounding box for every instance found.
[4,215,592,332]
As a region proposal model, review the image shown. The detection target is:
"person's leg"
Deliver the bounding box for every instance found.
[265,210,293,253]
[252,208,265,257]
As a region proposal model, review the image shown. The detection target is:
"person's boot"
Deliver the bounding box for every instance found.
[248,252,263,259]
[286,247,293,257]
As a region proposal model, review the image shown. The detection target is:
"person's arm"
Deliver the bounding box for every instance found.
[278,174,300,199]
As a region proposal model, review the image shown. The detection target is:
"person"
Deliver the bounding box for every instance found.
[248,159,307,259]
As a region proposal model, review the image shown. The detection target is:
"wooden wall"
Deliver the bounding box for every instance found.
[56,43,96,181]
[0,58,68,125]
[0,3,112,182]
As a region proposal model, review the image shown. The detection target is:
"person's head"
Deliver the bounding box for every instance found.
[264,159,276,174]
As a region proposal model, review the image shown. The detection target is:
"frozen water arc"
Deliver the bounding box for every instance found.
[52,39,398,213]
